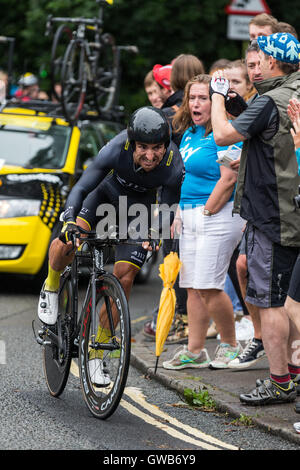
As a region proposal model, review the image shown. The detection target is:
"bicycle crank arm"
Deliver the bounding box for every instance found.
[32,320,52,346]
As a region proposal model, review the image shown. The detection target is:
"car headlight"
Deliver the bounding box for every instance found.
[0,245,25,259]
[0,199,41,218]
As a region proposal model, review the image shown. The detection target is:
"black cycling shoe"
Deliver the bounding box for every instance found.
[256,375,300,396]
[240,378,296,406]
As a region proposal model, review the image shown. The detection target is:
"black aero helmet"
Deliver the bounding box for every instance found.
[127,106,170,147]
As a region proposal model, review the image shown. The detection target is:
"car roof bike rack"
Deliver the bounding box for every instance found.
[0,99,125,124]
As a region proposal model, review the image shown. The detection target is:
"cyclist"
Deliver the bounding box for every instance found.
[37,106,185,385]
[14,73,40,101]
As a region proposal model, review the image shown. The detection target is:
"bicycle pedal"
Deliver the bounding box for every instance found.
[32,320,51,346]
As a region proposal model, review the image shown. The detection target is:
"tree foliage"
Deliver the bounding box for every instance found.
[0,0,299,114]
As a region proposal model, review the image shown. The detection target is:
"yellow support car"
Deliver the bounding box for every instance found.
[0,103,124,288]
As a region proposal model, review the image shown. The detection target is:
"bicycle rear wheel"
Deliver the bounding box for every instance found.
[50,23,73,101]
[60,38,86,124]
[43,276,73,397]
[79,272,131,419]
[93,33,120,113]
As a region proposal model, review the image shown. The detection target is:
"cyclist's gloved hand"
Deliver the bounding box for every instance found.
[142,237,161,252]
[149,239,161,251]
[209,76,230,99]
[225,92,248,117]
[59,221,80,245]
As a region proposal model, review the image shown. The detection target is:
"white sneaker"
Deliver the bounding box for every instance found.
[38,286,59,325]
[88,358,110,387]
[209,342,243,369]
[235,317,254,342]
[162,346,210,370]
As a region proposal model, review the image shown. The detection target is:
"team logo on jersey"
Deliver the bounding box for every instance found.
[166,150,173,166]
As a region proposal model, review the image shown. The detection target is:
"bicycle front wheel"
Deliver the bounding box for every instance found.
[43,277,73,397]
[50,23,73,101]
[79,272,131,419]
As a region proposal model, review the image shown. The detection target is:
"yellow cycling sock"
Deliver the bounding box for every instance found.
[89,327,111,360]
[44,263,61,292]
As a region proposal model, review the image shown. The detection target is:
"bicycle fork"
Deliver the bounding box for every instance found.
[88,250,120,354]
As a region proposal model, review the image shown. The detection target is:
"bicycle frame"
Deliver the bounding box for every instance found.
[34,228,153,416]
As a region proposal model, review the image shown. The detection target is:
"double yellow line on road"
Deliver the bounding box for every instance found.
[70,360,240,451]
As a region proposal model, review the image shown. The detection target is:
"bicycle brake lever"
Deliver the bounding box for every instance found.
[65,232,79,256]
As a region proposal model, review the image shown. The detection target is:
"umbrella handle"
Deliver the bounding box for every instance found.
[171,237,179,253]
[154,357,159,374]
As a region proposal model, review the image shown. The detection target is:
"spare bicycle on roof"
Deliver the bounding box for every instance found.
[45,0,138,125]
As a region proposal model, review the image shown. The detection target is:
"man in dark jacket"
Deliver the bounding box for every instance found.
[210,32,300,406]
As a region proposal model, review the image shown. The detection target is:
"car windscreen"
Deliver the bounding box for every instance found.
[0,124,72,169]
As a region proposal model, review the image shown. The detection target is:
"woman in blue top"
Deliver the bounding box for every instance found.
[163,74,245,371]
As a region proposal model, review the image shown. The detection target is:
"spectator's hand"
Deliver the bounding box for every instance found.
[290,114,300,150]
[225,91,248,117]
[210,71,230,99]
[171,217,182,239]
[288,98,300,123]
[230,157,240,172]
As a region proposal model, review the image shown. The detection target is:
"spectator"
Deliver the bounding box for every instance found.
[144,70,164,108]
[152,63,173,104]
[277,21,298,39]
[38,90,49,101]
[51,82,62,103]
[287,98,300,174]
[209,59,230,76]
[162,54,205,146]
[210,32,300,405]
[228,40,266,369]
[243,41,264,92]
[14,73,40,101]
[0,70,8,101]
[162,74,244,371]
[143,55,205,345]
[249,13,279,40]
[225,59,256,102]
[209,58,255,341]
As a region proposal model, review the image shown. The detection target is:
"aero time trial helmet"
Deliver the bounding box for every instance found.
[127,106,170,147]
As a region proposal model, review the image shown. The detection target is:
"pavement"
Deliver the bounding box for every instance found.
[130,328,300,446]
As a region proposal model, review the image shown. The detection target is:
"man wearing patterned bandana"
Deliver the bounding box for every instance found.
[210,32,300,406]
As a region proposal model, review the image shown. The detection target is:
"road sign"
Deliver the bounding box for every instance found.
[225,0,271,40]
[225,0,271,16]
[227,15,252,40]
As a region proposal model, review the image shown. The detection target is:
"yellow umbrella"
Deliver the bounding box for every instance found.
[154,248,182,373]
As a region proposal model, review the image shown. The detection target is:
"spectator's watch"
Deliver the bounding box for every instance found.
[203,208,213,216]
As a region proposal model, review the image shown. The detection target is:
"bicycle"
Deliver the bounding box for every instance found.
[45,0,138,124]
[33,227,155,419]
